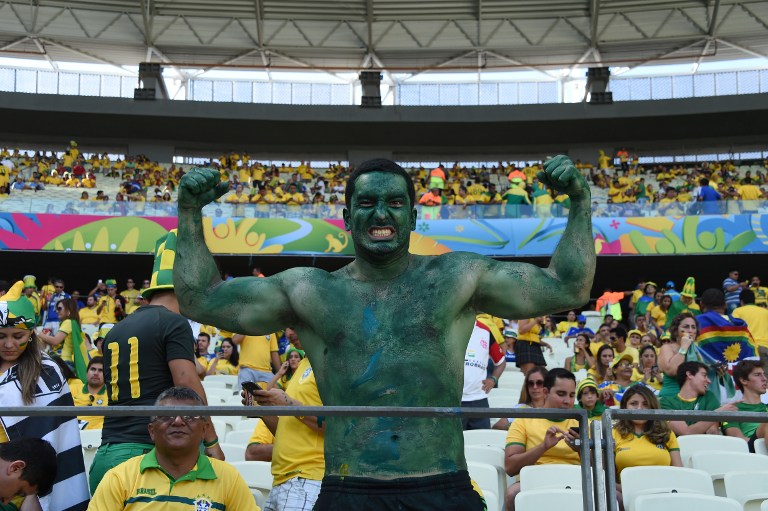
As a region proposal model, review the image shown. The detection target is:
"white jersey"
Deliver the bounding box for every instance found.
[462,320,505,402]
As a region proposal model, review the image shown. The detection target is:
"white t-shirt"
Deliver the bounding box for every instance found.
[462,320,505,402]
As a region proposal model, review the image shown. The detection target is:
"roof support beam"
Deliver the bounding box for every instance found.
[38,37,134,74]
[589,0,600,46]
[253,0,264,47]
[30,37,59,72]
[716,38,767,59]
[707,0,721,37]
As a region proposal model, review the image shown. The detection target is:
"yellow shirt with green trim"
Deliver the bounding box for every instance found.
[272,357,325,485]
[69,379,108,430]
[612,428,679,481]
[505,417,580,471]
[238,334,278,372]
[58,319,76,362]
[247,419,275,447]
[121,289,141,315]
[88,449,259,510]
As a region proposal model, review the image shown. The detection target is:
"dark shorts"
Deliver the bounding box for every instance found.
[514,340,546,367]
[461,398,491,431]
[313,470,486,511]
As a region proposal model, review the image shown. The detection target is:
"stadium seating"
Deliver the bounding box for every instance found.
[464,444,505,472]
[467,461,505,511]
[519,465,582,491]
[236,418,261,432]
[755,439,767,456]
[229,461,273,508]
[619,466,714,511]
[723,470,768,511]
[677,434,750,467]
[463,429,508,449]
[690,451,768,496]
[219,442,247,462]
[226,429,256,446]
[633,493,741,511]
[204,374,238,389]
[515,488,583,511]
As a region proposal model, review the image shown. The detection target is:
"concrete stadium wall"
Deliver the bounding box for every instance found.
[1,91,767,163]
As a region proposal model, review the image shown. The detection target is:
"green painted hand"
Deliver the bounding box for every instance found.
[538,155,589,200]
[178,167,230,210]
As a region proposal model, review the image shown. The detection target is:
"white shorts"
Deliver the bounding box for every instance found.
[264,478,322,511]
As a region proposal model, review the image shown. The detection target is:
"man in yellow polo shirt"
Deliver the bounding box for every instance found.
[504,368,581,511]
[233,332,281,387]
[89,386,258,510]
[249,355,324,511]
[70,356,108,430]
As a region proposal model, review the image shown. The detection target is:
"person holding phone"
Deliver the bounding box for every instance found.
[632,344,662,391]
[504,368,581,511]
[563,333,595,373]
[206,338,240,376]
[267,347,305,390]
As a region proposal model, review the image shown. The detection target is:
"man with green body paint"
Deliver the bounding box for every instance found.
[174,156,595,510]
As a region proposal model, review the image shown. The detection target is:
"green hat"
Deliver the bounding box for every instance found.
[612,353,634,369]
[680,277,696,298]
[22,275,36,289]
[142,229,177,299]
[105,279,117,288]
[286,347,305,360]
[0,281,37,330]
[576,377,598,399]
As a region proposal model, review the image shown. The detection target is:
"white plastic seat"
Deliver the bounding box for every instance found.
[519,464,582,492]
[203,388,233,404]
[620,466,714,511]
[463,429,508,449]
[226,429,256,446]
[79,428,102,450]
[467,461,505,511]
[723,470,768,511]
[464,445,505,472]
[201,380,228,389]
[691,451,768,497]
[211,418,230,436]
[762,499,768,511]
[677,435,749,467]
[230,461,272,508]
[755,439,767,456]
[487,394,520,410]
[634,493,741,511]
[515,488,583,511]
[237,418,261,431]
[482,490,499,511]
[219,442,247,462]
[204,374,238,388]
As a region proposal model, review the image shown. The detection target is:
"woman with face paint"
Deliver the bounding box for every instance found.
[0,282,89,511]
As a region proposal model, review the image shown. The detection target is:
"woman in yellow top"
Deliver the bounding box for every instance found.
[563,333,596,373]
[206,338,239,376]
[515,317,553,374]
[612,385,682,506]
[632,344,662,391]
[38,298,90,373]
[267,347,305,390]
[587,344,615,386]
[648,294,673,329]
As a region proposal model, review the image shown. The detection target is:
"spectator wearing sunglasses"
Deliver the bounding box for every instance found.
[90,386,257,510]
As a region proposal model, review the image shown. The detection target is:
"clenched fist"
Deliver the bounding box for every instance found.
[178,167,230,210]
[537,155,590,200]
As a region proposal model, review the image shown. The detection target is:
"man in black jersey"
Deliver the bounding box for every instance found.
[88,230,224,495]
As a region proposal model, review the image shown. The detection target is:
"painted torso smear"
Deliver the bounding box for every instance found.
[288,254,479,479]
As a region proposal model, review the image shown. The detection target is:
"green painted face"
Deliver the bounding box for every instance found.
[343,172,416,260]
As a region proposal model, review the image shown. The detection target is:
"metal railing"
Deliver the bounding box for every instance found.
[1,404,594,511]
[599,409,768,511]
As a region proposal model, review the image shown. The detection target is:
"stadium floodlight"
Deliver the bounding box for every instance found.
[586,67,613,104]
[134,62,169,100]
[359,71,382,108]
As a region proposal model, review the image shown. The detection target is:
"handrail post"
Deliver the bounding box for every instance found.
[601,410,618,511]
[578,409,595,511]
[590,418,607,511]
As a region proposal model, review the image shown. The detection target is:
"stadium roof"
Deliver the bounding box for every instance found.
[0,1,767,76]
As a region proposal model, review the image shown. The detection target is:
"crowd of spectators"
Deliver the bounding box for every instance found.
[2,144,767,220]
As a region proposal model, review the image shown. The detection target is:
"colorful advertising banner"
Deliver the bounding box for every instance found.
[0,212,765,256]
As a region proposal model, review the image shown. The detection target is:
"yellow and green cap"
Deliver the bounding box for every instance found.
[142,229,177,299]
[0,281,37,330]
[680,277,696,298]
[105,279,117,288]
[22,275,36,289]
[576,377,598,398]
